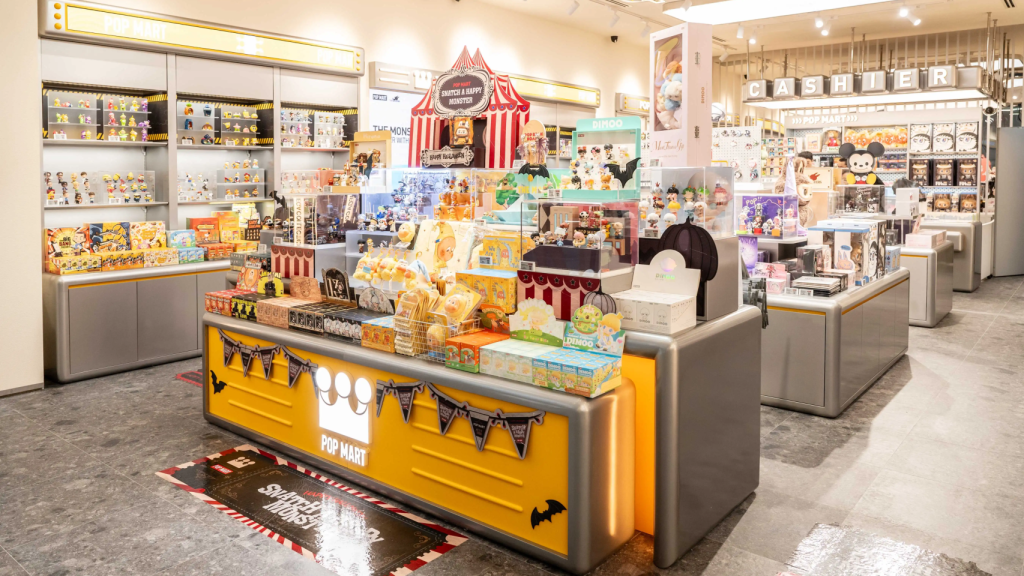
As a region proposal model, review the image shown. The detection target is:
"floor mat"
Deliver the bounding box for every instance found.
[781,524,991,576]
[175,371,203,387]
[157,444,467,575]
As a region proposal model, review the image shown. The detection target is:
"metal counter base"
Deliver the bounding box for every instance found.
[902,241,954,328]
[202,306,762,573]
[920,221,981,292]
[43,260,230,383]
[761,269,910,418]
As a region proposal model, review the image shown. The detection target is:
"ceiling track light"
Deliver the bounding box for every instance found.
[898,4,909,17]
[640,21,652,38]
[822,18,832,35]
[749,34,757,45]
[681,0,693,10]
[814,13,824,28]
[567,0,579,15]
[736,23,744,39]
[719,50,730,62]
[609,10,620,27]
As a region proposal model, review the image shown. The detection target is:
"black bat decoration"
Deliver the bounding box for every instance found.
[269,190,290,224]
[530,499,567,528]
[606,158,641,187]
[211,371,227,394]
[518,163,550,180]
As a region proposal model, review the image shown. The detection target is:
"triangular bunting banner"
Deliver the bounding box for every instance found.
[256,346,279,380]
[499,410,545,459]
[239,347,256,377]
[375,381,387,417]
[435,394,465,436]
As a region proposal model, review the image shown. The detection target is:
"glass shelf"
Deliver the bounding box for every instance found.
[44,201,167,210]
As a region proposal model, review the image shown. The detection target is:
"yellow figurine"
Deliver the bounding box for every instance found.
[130,129,138,141]
[128,116,136,127]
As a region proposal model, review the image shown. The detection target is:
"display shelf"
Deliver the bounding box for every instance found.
[281,146,348,152]
[908,152,979,156]
[42,139,166,148]
[44,201,168,210]
[216,182,265,187]
[48,122,100,127]
[178,199,273,205]
[177,144,269,150]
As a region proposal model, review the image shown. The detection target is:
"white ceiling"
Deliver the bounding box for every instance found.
[475,0,1024,54]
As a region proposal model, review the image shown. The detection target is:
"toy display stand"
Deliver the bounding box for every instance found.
[902,241,954,327]
[753,236,808,262]
[200,305,762,573]
[920,220,981,292]
[43,260,230,383]
[761,268,910,417]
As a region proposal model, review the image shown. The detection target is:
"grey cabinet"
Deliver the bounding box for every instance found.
[138,274,198,360]
[68,282,138,374]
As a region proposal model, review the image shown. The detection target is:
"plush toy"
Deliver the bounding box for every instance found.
[839,142,885,185]
[773,157,814,226]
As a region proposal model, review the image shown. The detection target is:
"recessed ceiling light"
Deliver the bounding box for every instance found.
[567,0,579,15]
[664,0,891,25]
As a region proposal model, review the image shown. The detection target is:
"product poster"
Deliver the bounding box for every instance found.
[368,89,418,168]
[159,445,466,575]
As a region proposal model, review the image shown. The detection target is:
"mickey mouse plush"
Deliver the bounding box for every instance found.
[839,142,885,185]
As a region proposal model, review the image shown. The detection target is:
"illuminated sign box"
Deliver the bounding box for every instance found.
[507,74,600,107]
[42,1,364,76]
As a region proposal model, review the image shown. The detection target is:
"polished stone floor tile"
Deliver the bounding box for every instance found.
[759,405,792,438]
[0,549,28,576]
[884,436,1024,500]
[0,434,102,494]
[414,539,550,576]
[842,512,1024,576]
[907,409,1024,458]
[706,489,848,563]
[157,543,332,576]
[759,457,883,512]
[851,470,1024,558]
[0,464,139,550]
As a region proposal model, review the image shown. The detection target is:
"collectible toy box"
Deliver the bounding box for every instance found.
[256,297,313,329]
[89,222,130,252]
[177,247,206,264]
[205,289,251,315]
[612,250,699,334]
[289,302,350,335]
[533,348,621,397]
[213,211,240,242]
[144,248,180,267]
[231,293,271,322]
[201,243,233,260]
[456,269,518,313]
[167,229,196,249]
[322,308,391,342]
[885,246,902,274]
[100,250,144,271]
[187,217,220,244]
[479,339,554,383]
[361,316,396,353]
[45,226,91,260]
[129,221,166,250]
[905,229,947,248]
[445,331,509,373]
[46,253,101,275]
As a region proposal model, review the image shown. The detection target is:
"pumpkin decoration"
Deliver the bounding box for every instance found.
[658,216,718,285]
[583,287,617,315]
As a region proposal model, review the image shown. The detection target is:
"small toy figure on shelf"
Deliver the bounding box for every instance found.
[128,116,136,127]
[118,128,128,140]
[88,190,95,204]
[573,230,586,247]
[201,134,214,145]
[130,99,139,112]
[184,118,193,130]
[107,112,116,125]
[139,120,149,142]
[82,131,92,140]
[183,102,194,115]
[118,96,126,110]
[129,129,137,142]
[107,98,114,110]
[120,113,127,126]
[242,138,251,146]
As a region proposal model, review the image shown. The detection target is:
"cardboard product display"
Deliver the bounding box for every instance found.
[479,339,556,383]
[187,217,220,244]
[361,315,396,353]
[957,158,979,188]
[178,247,206,263]
[612,250,699,334]
[205,289,252,316]
[885,246,902,274]
[456,269,518,313]
[143,248,180,267]
[289,276,323,301]
[649,23,713,167]
[908,159,931,188]
[932,159,956,186]
[46,253,101,275]
[445,331,510,373]
[322,307,391,342]
[256,297,313,329]
[213,211,240,242]
[89,222,130,252]
[45,226,92,260]
[288,301,351,335]
[200,242,233,260]
[533,348,621,398]
[167,229,197,249]
[231,292,272,322]
[100,250,144,271]
[129,221,166,250]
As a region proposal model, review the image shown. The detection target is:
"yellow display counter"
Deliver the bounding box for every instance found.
[203,305,760,573]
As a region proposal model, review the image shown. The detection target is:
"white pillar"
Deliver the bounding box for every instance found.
[0,1,44,395]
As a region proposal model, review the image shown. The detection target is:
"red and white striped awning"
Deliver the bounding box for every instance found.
[408,47,530,169]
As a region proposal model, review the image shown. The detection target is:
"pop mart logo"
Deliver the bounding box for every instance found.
[314,367,371,466]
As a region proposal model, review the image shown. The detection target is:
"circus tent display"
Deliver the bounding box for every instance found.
[408,48,531,169]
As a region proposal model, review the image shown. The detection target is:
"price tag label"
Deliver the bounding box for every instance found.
[273,237,283,245]
[519,261,534,271]
[479,256,493,266]
[643,228,660,238]
[258,244,267,253]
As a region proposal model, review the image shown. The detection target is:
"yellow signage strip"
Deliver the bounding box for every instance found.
[44,1,363,76]
[506,74,601,108]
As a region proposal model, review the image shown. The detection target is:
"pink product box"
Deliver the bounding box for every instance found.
[766,277,788,294]
[905,230,947,248]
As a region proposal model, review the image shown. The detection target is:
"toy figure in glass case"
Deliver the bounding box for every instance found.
[517,120,550,180]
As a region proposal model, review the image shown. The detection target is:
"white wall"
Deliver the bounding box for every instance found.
[95,0,649,120]
[2,1,43,393]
